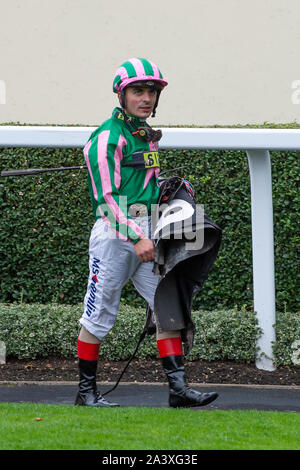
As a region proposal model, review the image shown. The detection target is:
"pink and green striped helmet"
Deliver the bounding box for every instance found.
[113,58,168,93]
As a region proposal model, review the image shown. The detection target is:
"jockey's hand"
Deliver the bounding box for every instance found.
[134,238,155,262]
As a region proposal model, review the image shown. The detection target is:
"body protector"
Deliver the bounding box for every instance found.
[149,176,222,355]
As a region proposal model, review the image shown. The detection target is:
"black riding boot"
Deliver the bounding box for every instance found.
[75,358,119,407]
[161,355,218,408]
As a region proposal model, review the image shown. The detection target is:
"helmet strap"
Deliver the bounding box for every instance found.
[120,89,126,110]
[152,89,161,117]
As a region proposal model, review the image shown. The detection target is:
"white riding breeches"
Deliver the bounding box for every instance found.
[79,216,159,341]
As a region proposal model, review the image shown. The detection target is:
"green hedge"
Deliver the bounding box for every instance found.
[0,123,299,312]
[0,303,299,366]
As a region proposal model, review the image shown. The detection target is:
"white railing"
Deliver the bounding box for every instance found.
[1,126,300,371]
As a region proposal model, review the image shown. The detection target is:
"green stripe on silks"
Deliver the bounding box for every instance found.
[113,75,121,91]
[139,58,154,76]
[123,60,138,77]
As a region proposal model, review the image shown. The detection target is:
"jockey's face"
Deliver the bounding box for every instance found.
[119,86,157,119]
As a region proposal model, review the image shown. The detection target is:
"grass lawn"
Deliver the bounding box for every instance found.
[0,403,299,450]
